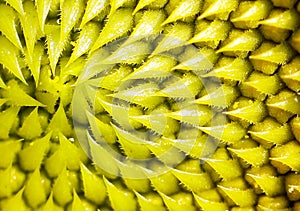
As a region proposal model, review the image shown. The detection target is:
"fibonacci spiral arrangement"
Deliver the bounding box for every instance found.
[1,0,300,210]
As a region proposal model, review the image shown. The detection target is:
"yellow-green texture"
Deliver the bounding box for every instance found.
[0,0,300,210]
